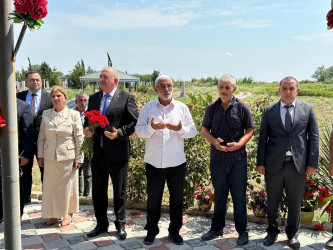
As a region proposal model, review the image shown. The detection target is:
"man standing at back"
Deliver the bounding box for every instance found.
[84,67,138,239]
[201,74,254,247]
[17,71,53,203]
[257,76,319,249]
[74,92,91,197]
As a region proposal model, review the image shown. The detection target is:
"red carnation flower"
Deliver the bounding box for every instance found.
[14,0,31,13]
[327,9,333,29]
[29,1,48,20]
[315,224,323,230]
[327,206,332,213]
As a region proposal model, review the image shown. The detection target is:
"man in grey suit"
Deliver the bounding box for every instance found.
[257,76,319,249]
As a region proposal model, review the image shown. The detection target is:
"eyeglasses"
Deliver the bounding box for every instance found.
[158,84,173,89]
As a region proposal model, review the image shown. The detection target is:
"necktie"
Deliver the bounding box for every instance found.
[31,93,36,119]
[285,105,292,132]
[102,94,110,116]
[100,94,110,147]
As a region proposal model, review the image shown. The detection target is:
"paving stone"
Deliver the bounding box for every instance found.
[42,233,61,242]
[60,224,76,232]
[67,235,87,244]
[193,245,219,250]
[69,241,98,250]
[24,243,44,250]
[94,239,115,247]
[150,246,170,250]
[311,242,327,249]
[121,241,142,249]
[29,212,42,218]
[186,239,207,247]
[21,223,37,231]
[73,216,88,223]
[43,239,70,249]
[164,242,191,250]
[125,220,136,226]
[21,235,44,246]
[98,244,124,250]
[213,241,235,249]
[21,229,38,237]
[243,244,266,250]
[34,222,48,229]
[61,230,86,239]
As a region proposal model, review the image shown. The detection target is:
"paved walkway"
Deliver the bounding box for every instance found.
[0,198,331,249]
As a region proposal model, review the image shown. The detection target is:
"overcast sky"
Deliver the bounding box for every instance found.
[13,0,333,82]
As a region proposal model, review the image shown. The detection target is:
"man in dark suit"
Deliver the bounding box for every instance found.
[257,76,319,249]
[84,67,139,239]
[17,71,53,203]
[0,99,34,221]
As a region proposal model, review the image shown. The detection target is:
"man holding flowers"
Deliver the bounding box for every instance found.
[83,67,138,239]
[201,74,254,246]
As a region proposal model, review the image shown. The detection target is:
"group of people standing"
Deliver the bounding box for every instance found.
[1,67,333,250]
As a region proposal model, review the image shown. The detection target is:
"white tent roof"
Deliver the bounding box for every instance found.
[79,70,140,83]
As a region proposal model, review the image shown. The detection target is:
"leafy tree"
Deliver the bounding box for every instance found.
[86,66,95,74]
[69,60,85,89]
[40,61,52,80]
[152,70,160,84]
[49,68,63,86]
[312,65,326,82]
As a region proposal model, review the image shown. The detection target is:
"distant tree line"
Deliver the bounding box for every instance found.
[312,65,333,83]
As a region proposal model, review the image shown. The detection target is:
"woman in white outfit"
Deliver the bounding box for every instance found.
[37,86,83,226]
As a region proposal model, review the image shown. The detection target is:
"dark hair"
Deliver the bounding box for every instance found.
[25,71,41,79]
[280,76,299,88]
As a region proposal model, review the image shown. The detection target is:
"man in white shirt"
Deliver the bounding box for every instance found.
[135,75,197,245]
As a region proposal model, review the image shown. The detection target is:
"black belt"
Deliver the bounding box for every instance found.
[284,156,293,162]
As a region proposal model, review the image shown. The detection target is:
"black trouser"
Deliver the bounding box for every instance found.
[265,159,306,239]
[144,162,186,235]
[21,145,44,201]
[91,147,128,229]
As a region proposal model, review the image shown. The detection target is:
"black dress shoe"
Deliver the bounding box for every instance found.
[326,236,333,249]
[143,231,157,245]
[237,232,249,246]
[168,231,183,245]
[87,226,108,238]
[263,234,277,246]
[117,227,127,240]
[201,229,223,241]
[289,237,300,249]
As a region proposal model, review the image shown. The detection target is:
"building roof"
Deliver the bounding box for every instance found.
[79,70,140,83]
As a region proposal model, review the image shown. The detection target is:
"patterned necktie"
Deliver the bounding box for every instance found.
[100,94,110,147]
[31,93,37,119]
[285,105,292,132]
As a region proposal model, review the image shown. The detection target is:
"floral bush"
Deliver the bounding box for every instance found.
[302,177,320,212]
[193,184,214,205]
[248,188,267,217]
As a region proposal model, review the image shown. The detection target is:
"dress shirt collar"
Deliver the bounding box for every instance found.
[28,89,41,97]
[156,98,175,108]
[103,87,117,98]
[280,99,296,110]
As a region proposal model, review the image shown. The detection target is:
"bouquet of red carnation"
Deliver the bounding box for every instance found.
[80,110,109,160]
[0,111,6,127]
[8,0,48,31]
